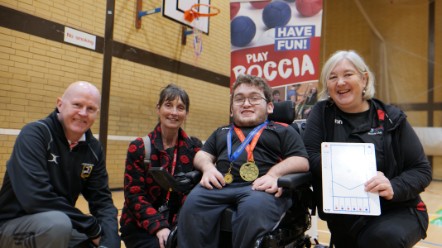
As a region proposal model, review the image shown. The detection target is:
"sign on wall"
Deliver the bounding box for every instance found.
[230,0,323,119]
[64,27,96,50]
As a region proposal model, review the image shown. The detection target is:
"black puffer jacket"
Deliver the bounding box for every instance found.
[303,99,432,221]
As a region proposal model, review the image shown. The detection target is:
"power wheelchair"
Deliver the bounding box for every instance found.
[149,101,316,248]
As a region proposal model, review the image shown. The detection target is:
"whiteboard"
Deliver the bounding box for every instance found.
[321,142,380,216]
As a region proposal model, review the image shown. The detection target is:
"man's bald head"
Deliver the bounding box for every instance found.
[57,81,101,142]
[62,81,101,107]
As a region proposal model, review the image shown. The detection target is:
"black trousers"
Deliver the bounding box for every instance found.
[328,207,428,248]
[121,223,162,248]
[177,183,292,248]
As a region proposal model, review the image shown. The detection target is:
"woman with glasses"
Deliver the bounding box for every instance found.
[120,84,201,248]
[303,50,431,247]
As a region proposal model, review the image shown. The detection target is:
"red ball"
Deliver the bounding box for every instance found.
[296,0,323,17]
[230,2,241,20]
[250,1,271,9]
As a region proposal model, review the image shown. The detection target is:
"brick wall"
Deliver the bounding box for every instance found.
[0,0,231,188]
[1,0,441,189]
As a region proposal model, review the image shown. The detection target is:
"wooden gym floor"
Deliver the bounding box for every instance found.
[76,180,442,247]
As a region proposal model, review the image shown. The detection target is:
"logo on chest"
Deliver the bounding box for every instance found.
[334,119,343,125]
[368,127,383,135]
[81,163,95,179]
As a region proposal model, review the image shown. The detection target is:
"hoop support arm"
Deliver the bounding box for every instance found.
[181,26,194,45]
[135,0,161,29]
[139,7,161,19]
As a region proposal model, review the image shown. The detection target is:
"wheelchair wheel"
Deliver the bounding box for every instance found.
[255,232,312,248]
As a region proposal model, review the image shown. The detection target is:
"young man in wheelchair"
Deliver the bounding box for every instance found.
[177,74,309,248]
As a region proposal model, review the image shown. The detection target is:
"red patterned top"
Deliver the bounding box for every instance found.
[119,123,201,235]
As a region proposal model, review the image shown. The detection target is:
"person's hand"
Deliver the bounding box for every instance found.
[200,166,225,189]
[92,236,101,247]
[252,174,283,197]
[156,228,171,248]
[365,171,394,200]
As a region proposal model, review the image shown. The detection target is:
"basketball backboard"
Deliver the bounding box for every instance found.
[163,0,211,34]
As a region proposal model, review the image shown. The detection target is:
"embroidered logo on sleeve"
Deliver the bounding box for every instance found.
[81,163,94,179]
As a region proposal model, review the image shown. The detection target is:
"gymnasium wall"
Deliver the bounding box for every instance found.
[320,0,442,179]
[0,0,232,188]
[0,0,441,189]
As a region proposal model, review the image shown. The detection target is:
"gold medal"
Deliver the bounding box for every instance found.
[239,162,259,181]
[224,164,233,184]
[228,123,266,183]
[224,172,233,184]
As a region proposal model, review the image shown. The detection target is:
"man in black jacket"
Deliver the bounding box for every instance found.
[0,81,120,248]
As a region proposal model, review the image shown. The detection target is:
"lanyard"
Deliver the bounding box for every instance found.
[165,145,178,202]
[227,120,268,163]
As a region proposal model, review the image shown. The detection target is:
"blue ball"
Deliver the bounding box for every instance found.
[231,16,257,47]
[262,1,292,29]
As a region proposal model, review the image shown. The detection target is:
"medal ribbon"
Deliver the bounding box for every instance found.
[227,120,268,163]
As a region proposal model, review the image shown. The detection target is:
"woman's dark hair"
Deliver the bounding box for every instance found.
[158,84,190,112]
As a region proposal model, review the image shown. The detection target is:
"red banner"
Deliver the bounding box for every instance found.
[230,0,323,88]
[231,37,321,87]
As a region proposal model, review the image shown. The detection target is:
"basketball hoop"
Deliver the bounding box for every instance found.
[183,4,220,23]
[183,4,220,59]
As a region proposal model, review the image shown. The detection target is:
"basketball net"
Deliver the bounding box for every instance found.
[183,4,220,60]
[192,18,203,59]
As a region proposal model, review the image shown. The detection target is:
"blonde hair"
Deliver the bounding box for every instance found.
[319,50,375,101]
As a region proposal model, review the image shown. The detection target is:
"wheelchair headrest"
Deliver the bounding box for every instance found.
[268,101,295,124]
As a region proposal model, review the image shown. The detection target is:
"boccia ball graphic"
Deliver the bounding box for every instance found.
[250,0,271,9]
[231,16,256,47]
[262,1,292,29]
[296,0,323,17]
[230,2,240,20]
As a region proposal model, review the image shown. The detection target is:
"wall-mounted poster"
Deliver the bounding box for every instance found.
[230,0,323,119]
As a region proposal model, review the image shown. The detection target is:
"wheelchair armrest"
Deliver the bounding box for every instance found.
[149,167,195,194]
[149,167,176,190]
[185,170,202,184]
[277,172,311,190]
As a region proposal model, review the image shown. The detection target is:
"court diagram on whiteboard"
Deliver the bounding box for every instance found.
[321,142,380,216]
